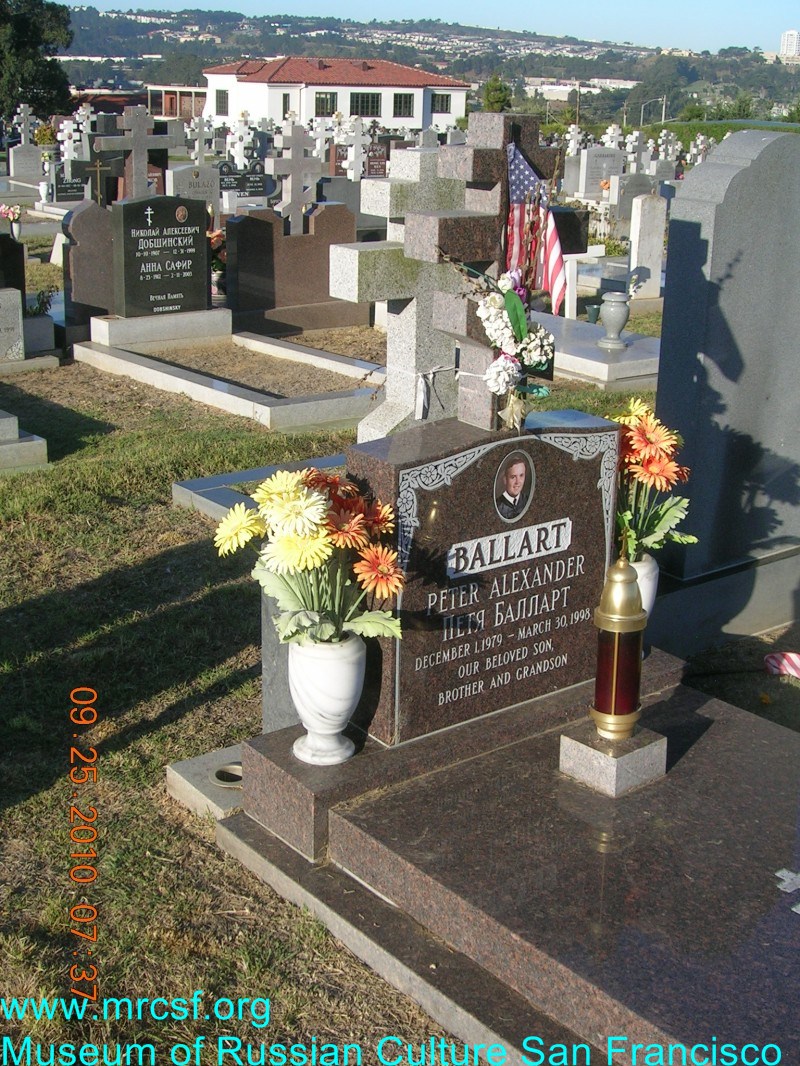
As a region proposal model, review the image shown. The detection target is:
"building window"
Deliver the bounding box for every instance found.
[350,92,381,117]
[282,93,291,119]
[215,89,229,116]
[393,93,414,118]
[430,93,451,114]
[315,92,338,117]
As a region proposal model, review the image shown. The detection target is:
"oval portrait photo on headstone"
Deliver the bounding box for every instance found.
[494,450,535,523]
[175,205,188,223]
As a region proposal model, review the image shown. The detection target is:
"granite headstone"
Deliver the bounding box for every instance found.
[63,200,115,322]
[166,164,221,209]
[0,235,26,301]
[225,202,355,313]
[346,411,618,744]
[658,130,800,579]
[112,195,208,318]
[55,170,90,204]
[0,289,25,363]
[577,147,626,199]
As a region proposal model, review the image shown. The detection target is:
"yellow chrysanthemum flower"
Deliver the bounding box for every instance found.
[214,503,267,557]
[251,469,307,507]
[260,530,333,574]
[268,486,329,537]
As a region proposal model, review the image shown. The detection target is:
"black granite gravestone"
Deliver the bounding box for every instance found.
[0,235,26,302]
[55,171,88,204]
[366,143,388,178]
[111,195,208,318]
[217,160,275,200]
[71,132,125,207]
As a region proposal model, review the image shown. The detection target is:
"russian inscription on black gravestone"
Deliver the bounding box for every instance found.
[217,160,275,199]
[112,196,208,318]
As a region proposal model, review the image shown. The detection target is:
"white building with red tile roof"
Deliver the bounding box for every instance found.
[202,56,469,131]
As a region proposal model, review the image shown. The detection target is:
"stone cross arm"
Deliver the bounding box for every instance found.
[330,241,463,305]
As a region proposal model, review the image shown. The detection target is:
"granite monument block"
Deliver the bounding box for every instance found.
[225,202,355,314]
[0,290,25,363]
[0,235,26,302]
[657,130,800,579]
[63,200,115,322]
[346,411,619,744]
[112,195,208,318]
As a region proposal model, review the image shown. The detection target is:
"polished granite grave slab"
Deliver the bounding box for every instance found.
[326,687,800,1058]
[243,650,685,862]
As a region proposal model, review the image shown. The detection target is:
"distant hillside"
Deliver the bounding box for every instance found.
[60,7,800,124]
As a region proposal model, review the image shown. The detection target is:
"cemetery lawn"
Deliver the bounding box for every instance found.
[0,362,445,1051]
[0,364,795,1050]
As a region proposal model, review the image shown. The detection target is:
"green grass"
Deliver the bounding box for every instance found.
[2,366,444,1048]
[25,257,62,295]
[627,309,663,337]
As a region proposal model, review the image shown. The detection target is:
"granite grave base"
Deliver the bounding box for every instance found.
[72,329,383,432]
[0,407,48,473]
[209,665,800,1066]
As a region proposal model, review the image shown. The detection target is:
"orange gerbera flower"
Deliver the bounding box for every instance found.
[304,469,359,498]
[364,499,396,535]
[629,455,682,492]
[326,508,369,549]
[628,413,678,461]
[353,544,404,599]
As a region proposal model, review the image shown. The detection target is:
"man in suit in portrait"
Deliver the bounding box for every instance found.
[496,456,529,520]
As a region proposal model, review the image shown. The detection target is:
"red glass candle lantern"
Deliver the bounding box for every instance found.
[590,558,648,740]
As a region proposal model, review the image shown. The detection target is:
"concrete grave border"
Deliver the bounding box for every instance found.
[72,310,385,432]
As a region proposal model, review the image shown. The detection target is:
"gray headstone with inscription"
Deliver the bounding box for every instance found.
[166,164,220,209]
[0,289,25,363]
[577,146,625,199]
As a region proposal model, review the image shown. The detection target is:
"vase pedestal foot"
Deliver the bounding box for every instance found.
[293,732,355,766]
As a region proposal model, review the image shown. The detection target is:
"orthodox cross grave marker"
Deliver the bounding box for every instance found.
[56,120,81,180]
[94,106,176,200]
[344,117,371,183]
[264,121,322,234]
[332,113,562,441]
[13,104,34,145]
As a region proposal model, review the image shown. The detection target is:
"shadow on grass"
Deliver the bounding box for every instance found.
[1,539,261,812]
[0,380,114,461]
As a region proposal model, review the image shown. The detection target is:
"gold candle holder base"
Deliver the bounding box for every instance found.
[589,706,641,741]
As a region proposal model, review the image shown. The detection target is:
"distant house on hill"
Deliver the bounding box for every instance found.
[202,56,469,131]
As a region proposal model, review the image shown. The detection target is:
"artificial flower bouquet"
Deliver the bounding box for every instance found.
[0,204,22,223]
[207,228,226,272]
[612,399,698,561]
[214,468,404,644]
[473,268,555,430]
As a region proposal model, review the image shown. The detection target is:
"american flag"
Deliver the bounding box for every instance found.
[505,143,566,316]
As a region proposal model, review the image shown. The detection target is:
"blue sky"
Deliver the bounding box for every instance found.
[68,0,791,54]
